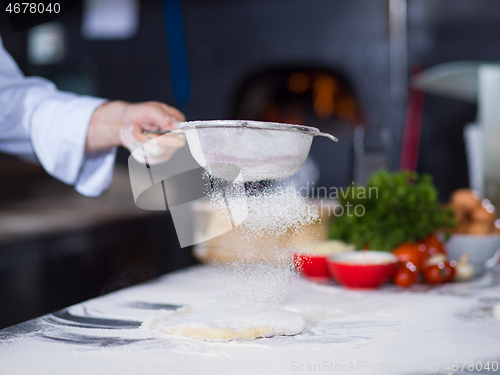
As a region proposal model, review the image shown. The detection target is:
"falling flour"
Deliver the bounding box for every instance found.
[152,176,319,341]
[205,176,319,236]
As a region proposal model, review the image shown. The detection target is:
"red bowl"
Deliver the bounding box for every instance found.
[293,253,330,281]
[327,251,397,289]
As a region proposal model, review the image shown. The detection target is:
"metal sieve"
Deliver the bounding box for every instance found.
[181,120,337,182]
[154,120,338,182]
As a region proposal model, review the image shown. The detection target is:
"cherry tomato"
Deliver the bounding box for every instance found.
[423,261,456,284]
[420,234,446,258]
[393,243,425,270]
[393,263,419,287]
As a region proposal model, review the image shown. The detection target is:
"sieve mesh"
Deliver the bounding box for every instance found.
[180,120,336,182]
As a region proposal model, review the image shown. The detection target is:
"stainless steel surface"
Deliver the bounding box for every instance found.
[0,167,147,241]
[389,0,408,103]
[411,61,485,102]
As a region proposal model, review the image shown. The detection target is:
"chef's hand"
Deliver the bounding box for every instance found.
[86,101,186,164]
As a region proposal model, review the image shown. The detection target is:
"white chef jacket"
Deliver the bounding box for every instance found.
[0,36,116,197]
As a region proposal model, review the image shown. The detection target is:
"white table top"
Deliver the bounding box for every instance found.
[1,265,500,375]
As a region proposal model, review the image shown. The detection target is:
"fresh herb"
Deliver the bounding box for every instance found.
[329,170,455,251]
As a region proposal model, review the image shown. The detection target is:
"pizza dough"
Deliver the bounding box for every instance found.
[151,306,305,341]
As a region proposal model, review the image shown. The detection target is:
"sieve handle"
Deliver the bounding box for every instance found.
[316,131,338,142]
[141,129,184,135]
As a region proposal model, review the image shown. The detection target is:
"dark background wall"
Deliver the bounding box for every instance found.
[2,0,499,199]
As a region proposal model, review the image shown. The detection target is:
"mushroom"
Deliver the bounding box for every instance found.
[455,253,475,282]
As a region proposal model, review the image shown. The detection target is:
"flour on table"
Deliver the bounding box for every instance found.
[151,178,316,342]
[150,306,305,341]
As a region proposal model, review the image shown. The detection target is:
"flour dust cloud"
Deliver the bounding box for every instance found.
[154,174,319,341]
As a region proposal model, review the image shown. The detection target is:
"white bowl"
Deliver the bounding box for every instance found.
[443,234,500,275]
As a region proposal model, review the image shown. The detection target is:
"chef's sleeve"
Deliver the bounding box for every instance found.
[0,36,116,197]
